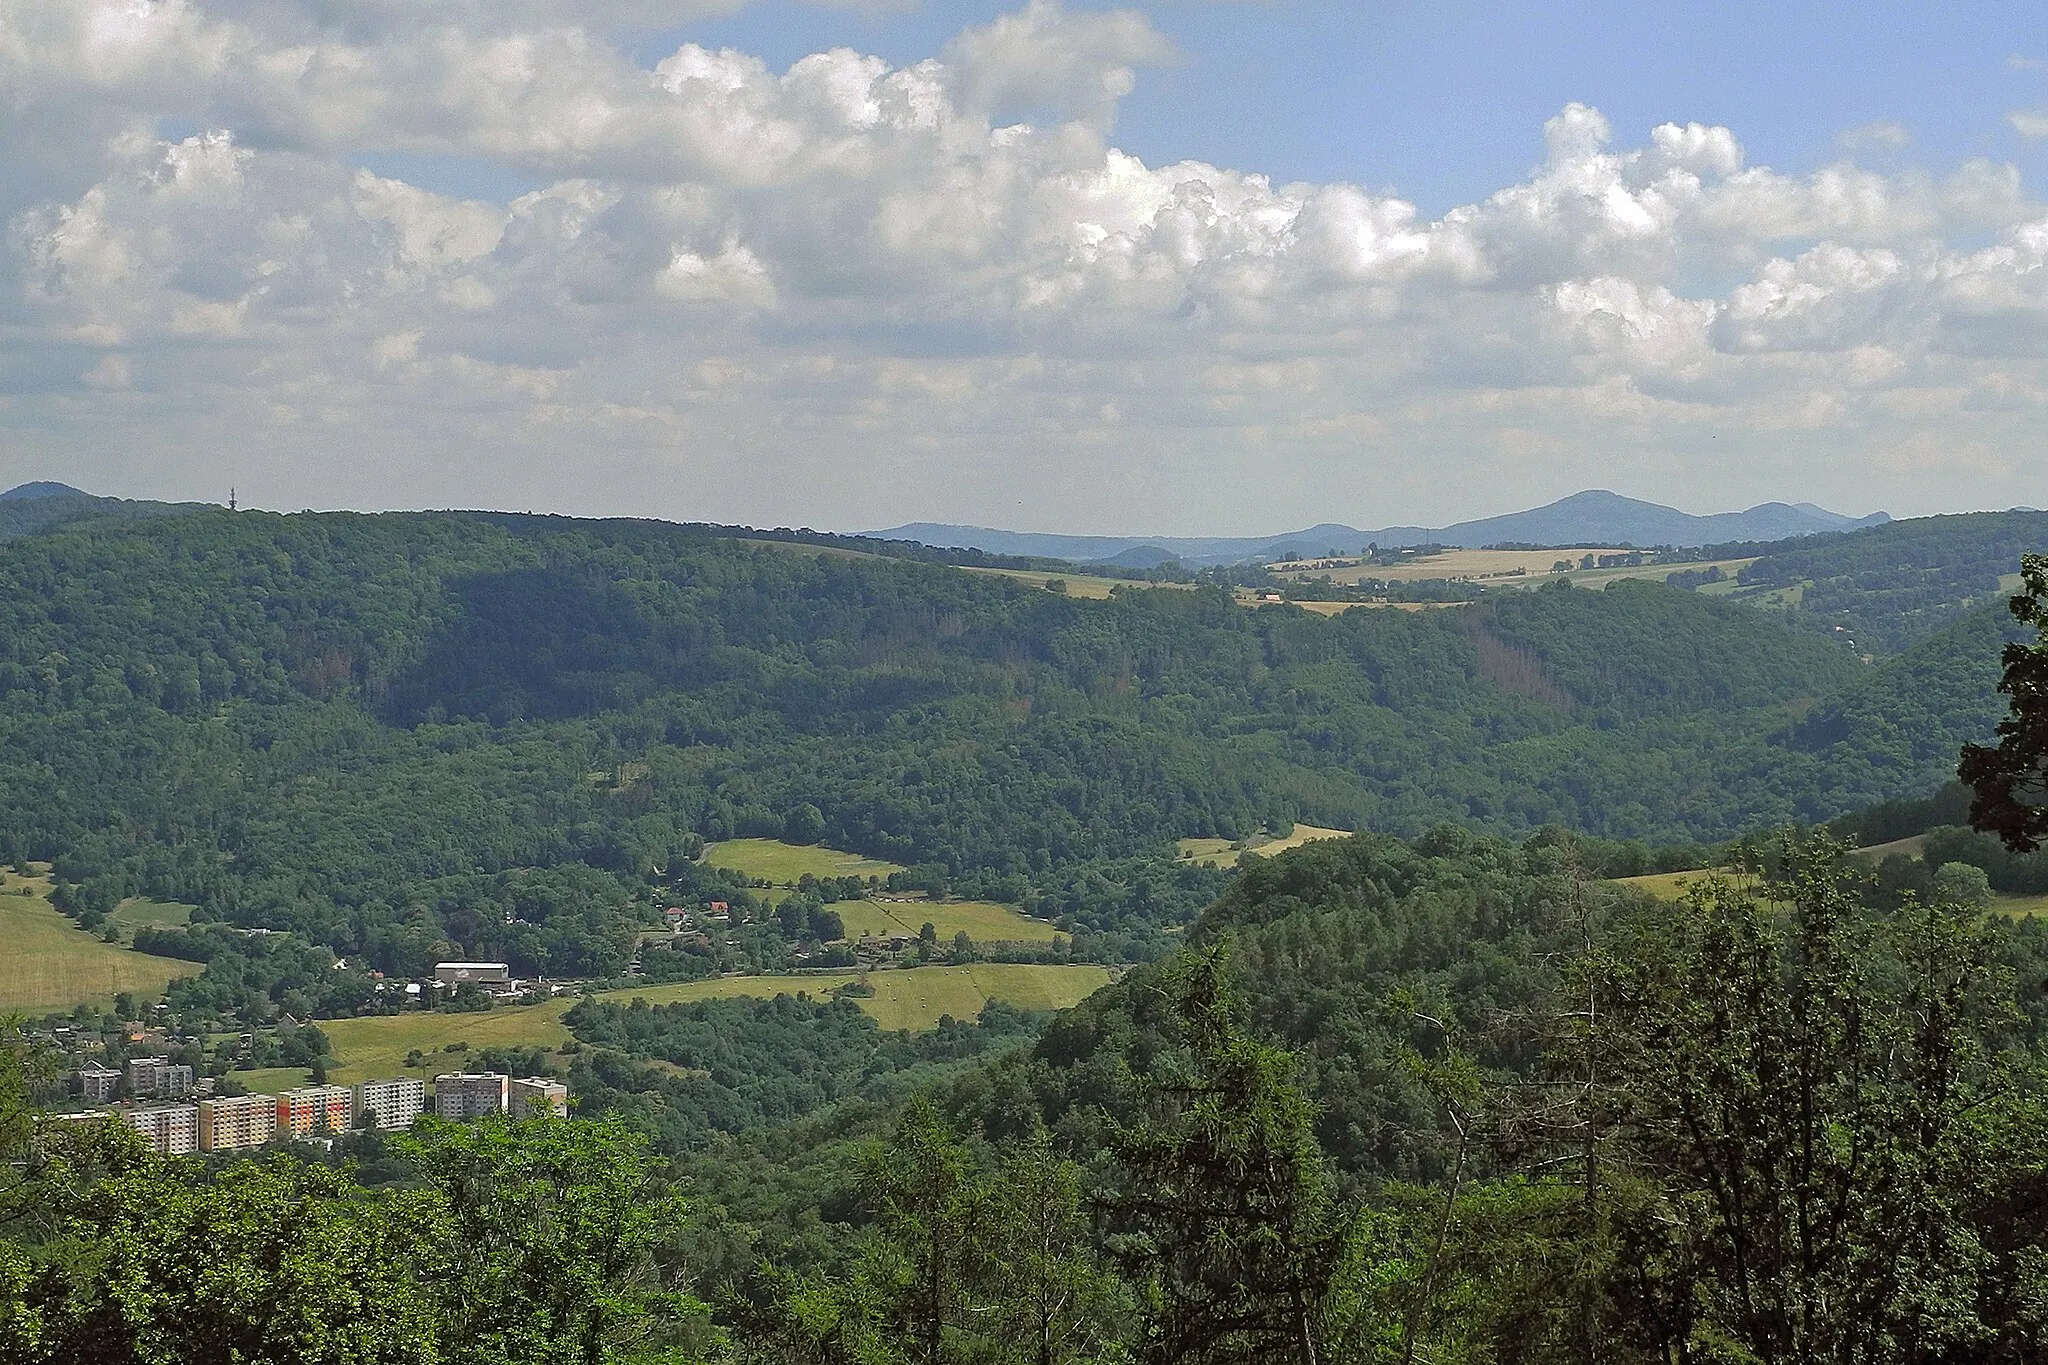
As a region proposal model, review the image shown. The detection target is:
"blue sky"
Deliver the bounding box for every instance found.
[2,0,2046,533]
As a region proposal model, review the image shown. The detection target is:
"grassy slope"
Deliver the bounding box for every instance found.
[0,869,198,1012]
[701,839,906,884]
[255,964,1115,1086]
[835,899,1061,944]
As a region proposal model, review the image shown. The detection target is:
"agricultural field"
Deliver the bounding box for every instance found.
[834,898,1061,944]
[701,838,906,884]
[0,867,198,1012]
[1267,548,1757,594]
[1177,824,1352,869]
[1995,892,2048,918]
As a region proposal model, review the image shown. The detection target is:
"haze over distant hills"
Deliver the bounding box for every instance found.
[872,490,1893,566]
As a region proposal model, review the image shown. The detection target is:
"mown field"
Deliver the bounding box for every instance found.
[105,896,195,943]
[1177,824,1352,869]
[834,899,1061,944]
[244,964,1115,1087]
[0,869,198,1012]
[701,838,906,884]
[309,1001,581,1085]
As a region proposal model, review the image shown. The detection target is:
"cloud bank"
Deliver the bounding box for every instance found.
[1,0,2043,530]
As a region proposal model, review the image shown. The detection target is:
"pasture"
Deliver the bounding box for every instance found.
[835,899,1061,944]
[0,868,199,1012]
[701,838,906,884]
[1177,824,1352,869]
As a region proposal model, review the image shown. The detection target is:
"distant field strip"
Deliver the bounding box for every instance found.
[277,963,1116,1086]
[0,869,199,1012]
[956,566,1126,598]
[1177,825,1352,869]
[701,838,906,884]
[834,899,1061,943]
[599,964,1112,1031]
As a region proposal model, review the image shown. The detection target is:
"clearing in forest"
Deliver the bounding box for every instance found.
[701,838,906,884]
[0,867,199,1012]
[105,897,195,943]
[1176,824,1352,869]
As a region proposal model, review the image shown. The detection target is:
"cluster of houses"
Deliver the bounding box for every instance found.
[67,1055,569,1156]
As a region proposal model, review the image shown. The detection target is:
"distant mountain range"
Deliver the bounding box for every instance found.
[870,490,1892,566]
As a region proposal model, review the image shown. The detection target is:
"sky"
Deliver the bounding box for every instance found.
[2,0,2046,535]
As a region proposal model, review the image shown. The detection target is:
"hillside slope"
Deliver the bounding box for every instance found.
[0,507,2006,979]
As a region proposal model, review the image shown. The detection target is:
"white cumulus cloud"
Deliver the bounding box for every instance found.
[0,0,2043,530]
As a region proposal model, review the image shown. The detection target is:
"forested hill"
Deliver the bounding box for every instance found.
[0,507,2015,978]
[1736,508,2048,653]
[0,481,213,542]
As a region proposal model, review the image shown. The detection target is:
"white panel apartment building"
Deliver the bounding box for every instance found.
[77,1066,121,1103]
[123,1104,200,1156]
[432,1073,509,1120]
[354,1076,427,1131]
[128,1057,195,1098]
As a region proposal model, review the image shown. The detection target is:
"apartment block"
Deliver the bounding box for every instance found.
[354,1076,426,1131]
[128,1057,195,1098]
[276,1085,355,1139]
[509,1077,568,1118]
[198,1093,277,1151]
[432,1072,509,1120]
[124,1103,200,1156]
[77,1066,121,1103]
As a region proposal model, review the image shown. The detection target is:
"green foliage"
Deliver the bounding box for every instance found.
[1580,836,2046,1361]
[1962,552,2048,852]
[1103,948,1395,1364]
[9,1157,441,1365]
[398,1115,712,1364]
[733,1097,1127,1365]
[2,1114,716,1365]
[1739,509,2048,653]
[562,995,1044,1149]
[0,508,2007,1022]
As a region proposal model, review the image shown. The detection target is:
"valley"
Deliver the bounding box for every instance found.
[5,495,2046,1363]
